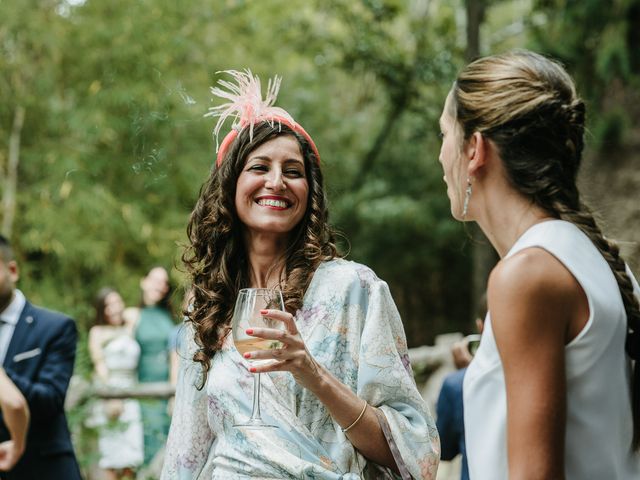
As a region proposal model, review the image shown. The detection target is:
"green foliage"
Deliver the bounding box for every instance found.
[2,0,636,473]
[1,0,632,370]
[304,0,471,345]
[593,108,630,150]
[1,0,474,351]
[529,0,640,148]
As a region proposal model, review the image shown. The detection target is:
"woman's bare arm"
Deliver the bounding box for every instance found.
[490,247,588,480]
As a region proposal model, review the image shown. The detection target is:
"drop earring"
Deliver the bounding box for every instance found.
[462,178,473,218]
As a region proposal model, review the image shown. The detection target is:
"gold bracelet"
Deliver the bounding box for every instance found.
[342,400,368,433]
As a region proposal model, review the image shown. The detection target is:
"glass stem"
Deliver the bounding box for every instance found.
[249,373,262,422]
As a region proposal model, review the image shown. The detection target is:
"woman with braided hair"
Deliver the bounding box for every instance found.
[161,71,439,479]
[437,50,640,479]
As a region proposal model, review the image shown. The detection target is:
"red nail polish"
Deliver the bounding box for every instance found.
[243,353,251,359]
[246,328,253,335]
[249,367,257,373]
[260,309,268,314]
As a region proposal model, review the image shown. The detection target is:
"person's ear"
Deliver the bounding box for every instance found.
[466,131,486,178]
[7,260,19,284]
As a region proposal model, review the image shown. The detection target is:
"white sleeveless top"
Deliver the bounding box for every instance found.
[464,220,640,479]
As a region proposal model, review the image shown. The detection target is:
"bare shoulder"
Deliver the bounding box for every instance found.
[88,325,104,339]
[489,247,582,345]
[88,326,109,354]
[89,324,118,342]
[490,247,580,306]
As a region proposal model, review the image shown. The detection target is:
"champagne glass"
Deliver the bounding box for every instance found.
[232,287,285,428]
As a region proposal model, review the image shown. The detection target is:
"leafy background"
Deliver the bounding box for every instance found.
[1,0,639,472]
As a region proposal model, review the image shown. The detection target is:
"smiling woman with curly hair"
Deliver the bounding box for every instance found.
[161,71,439,480]
[183,120,337,384]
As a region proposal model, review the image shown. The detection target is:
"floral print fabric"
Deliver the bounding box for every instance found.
[162,259,439,479]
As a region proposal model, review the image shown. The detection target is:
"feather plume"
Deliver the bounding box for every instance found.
[205,69,296,152]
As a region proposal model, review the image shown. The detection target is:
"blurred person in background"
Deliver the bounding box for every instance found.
[448,293,486,371]
[124,266,174,466]
[0,234,81,479]
[437,50,640,479]
[88,287,143,479]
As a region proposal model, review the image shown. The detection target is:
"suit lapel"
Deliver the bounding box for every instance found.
[3,301,36,368]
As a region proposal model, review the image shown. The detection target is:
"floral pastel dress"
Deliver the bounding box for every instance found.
[161,259,440,479]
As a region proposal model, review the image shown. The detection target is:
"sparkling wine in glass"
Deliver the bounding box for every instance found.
[231,287,285,428]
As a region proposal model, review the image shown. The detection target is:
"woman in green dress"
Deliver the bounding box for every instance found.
[124,266,175,466]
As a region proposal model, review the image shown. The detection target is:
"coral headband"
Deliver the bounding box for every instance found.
[205,70,321,167]
[215,115,320,167]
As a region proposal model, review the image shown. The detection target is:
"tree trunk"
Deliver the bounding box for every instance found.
[351,98,408,191]
[2,106,25,238]
[465,0,484,61]
[628,0,640,73]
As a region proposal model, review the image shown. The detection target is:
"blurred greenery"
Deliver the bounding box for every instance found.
[1,0,639,474]
[2,0,639,358]
[0,0,473,349]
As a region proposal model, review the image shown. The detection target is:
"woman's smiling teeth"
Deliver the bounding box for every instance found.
[257,198,290,208]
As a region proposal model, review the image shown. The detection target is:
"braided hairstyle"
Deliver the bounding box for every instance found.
[182,122,338,386]
[450,50,640,449]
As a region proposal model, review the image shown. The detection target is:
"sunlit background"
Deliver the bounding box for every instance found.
[1,0,639,477]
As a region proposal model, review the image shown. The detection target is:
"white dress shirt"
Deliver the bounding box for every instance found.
[0,289,26,365]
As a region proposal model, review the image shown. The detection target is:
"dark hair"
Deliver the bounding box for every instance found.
[451,50,640,449]
[0,235,14,263]
[94,287,120,326]
[183,121,338,385]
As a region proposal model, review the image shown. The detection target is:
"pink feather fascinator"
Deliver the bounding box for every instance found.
[205,69,320,167]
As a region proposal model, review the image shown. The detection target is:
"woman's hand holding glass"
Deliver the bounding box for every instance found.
[231,288,286,428]
[242,309,323,391]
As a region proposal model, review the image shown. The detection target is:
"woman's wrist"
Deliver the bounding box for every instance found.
[304,363,366,428]
[304,358,330,395]
[13,438,25,456]
[342,400,368,433]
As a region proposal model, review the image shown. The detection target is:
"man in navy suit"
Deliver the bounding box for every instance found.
[0,235,81,480]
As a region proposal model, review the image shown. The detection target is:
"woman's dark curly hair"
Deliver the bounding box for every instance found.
[183,121,339,385]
